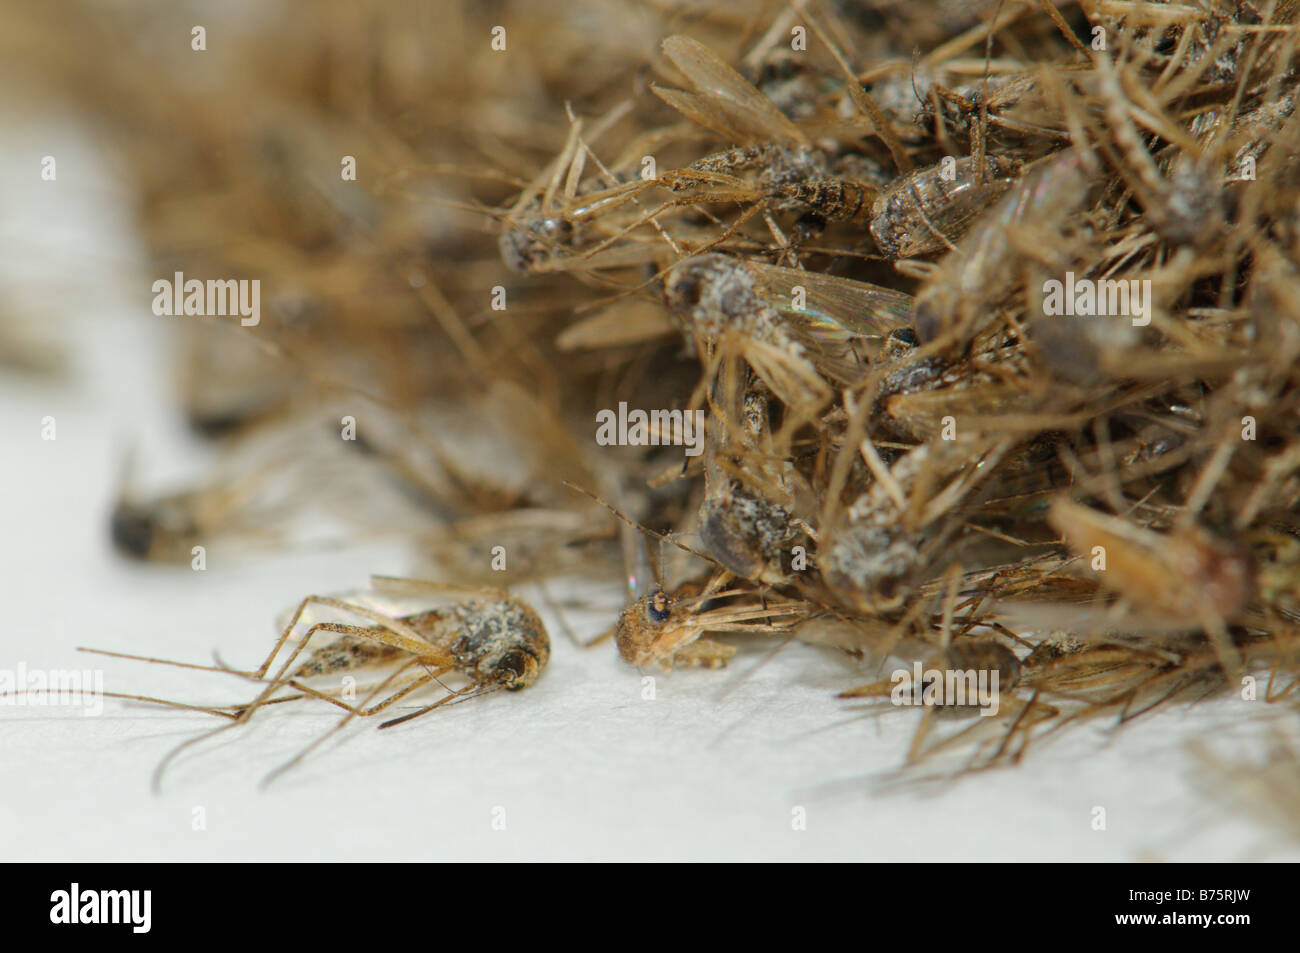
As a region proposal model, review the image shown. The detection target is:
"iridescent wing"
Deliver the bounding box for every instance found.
[745,261,914,345]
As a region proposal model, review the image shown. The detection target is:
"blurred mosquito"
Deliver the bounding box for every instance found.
[1045,497,1254,675]
[109,445,291,562]
[567,36,894,262]
[911,146,1100,345]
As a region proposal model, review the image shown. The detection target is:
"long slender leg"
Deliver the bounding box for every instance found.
[79,646,261,679]
[253,596,440,683]
[260,660,441,787]
[0,688,258,720]
[152,670,426,794]
[151,615,451,791]
[279,666,450,717]
[235,618,454,727]
[371,575,511,602]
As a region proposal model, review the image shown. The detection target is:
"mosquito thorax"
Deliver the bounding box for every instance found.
[663,254,760,336]
[498,211,576,275]
[699,486,795,583]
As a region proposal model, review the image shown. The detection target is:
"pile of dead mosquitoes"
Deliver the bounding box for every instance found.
[12,0,1300,792]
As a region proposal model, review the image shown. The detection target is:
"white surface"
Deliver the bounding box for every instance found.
[1,107,1297,864]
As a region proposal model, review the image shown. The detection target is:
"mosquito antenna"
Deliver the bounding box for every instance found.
[563,480,731,572]
[909,47,925,108]
[974,0,1007,182]
[536,578,585,649]
[379,682,501,729]
[426,667,474,697]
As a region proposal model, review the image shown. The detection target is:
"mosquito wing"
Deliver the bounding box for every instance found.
[655,35,809,145]
[745,261,914,345]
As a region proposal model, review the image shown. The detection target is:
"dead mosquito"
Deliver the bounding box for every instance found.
[78,577,550,788]
[870,153,1022,260]
[661,252,913,411]
[697,368,811,585]
[572,482,807,669]
[911,146,1100,345]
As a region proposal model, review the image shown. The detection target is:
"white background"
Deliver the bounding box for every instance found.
[1,97,1296,864]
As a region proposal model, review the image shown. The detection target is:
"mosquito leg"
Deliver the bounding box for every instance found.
[579,198,679,260]
[260,660,439,787]
[692,201,767,258]
[240,618,454,732]
[78,646,260,680]
[990,690,1038,763]
[0,688,248,720]
[905,704,938,765]
[278,665,450,717]
[378,683,495,730]
[671,639,738,668]
[150,612,448,791]
[761,210,800,268]
[253,596,439,683]
[145,623,360,791]
[371,575,512,602]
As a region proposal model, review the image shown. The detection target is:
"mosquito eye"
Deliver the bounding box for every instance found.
[674,273,702,306]
[494,650,535,690]
[890,327,919,347]
[646,592,672,624]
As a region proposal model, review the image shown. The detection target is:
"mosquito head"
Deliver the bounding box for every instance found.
[822,522,915,613]
[662,256,708,310]
[109,501,156,559]
[491,646,547,691]
[647,588,672,623]
[614,588,689,665]
[109,496,199,562]
[882,327,920,359]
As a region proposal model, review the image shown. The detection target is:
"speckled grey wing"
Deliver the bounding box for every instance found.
[874,172,1018,258]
